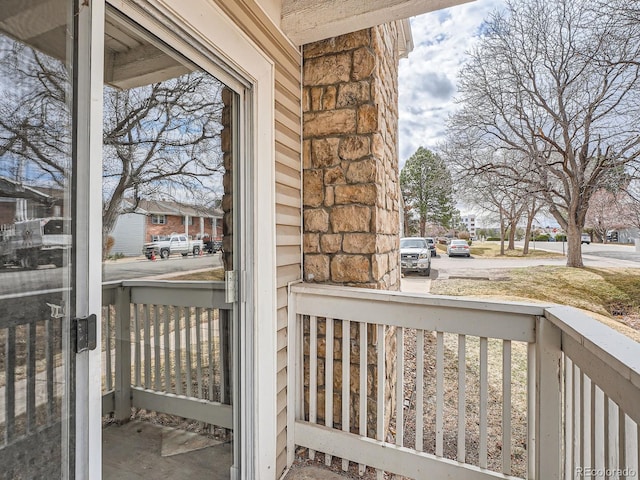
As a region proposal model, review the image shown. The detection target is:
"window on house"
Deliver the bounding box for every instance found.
[151,214,166,224]
[183,216,193,225]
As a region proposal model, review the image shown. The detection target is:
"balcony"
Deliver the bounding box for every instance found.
[286,283,640,480]
[2,280,638,479]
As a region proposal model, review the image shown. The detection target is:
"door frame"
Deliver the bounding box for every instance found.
[85,1,278,477]
[75,1,106,478]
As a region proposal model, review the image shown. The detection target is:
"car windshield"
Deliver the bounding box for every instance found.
[451,240,467,245]
[401,238,427,248]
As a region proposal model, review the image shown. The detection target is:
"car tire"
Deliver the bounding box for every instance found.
[423,266,431,276]
[160,249,170,259]
[193,246,200,256]
[466,254,471,257]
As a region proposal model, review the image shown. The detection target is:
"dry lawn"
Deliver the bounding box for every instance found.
[430,266,640,341]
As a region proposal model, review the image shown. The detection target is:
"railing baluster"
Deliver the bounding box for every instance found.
[134,305,141,387]
[579,371,587,467]
[619,408,626,478]
[502,339,511,474]
[144,304,151,389]
[26,321,36,432]
[174,307,182,395]
[590,379,596,476]
[309,315,317,461]
[341,319,350,472]
[219,309,230,404]
[415,329,424,453]
[164,306,170,392]
[479,336,488,469]
[565,356,573,478]
[196,307,203,399]
[574,364,581,476]
[208,309,214,401]
[154,306,161,390]
[604,395,611,473]
[5,325,16,442]
[359,321,367,476]
[396,326,404,448]
[325,318,334,467]
[436,331,444,457]
[458,334,466,463]
[376,323,386,480]
[46,318,54,422]
[185,307,192,397]
[105,306,112,392]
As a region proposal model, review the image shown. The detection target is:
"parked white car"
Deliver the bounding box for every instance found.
[447,239,471,257]
[400,237,431,276]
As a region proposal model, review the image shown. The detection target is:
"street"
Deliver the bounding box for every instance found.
[0,253,223,297]
[400,241,640,294]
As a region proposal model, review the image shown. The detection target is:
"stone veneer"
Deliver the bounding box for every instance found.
[302,23,404,440]
[302,25,401,291]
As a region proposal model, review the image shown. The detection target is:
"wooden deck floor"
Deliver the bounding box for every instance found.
[102,420,232,480]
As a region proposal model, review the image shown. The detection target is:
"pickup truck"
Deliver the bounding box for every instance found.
[0,218,70,269]
[143,234,203,259]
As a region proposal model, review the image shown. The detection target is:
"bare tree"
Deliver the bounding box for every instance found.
[102,73,224,248]
[447,0,640,267]
[584,189,629,243]
[0,40,225,255]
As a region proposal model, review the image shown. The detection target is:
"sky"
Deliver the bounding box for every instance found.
[398,0,506,166]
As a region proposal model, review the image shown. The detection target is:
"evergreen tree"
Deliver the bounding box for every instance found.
[400,147,455,236]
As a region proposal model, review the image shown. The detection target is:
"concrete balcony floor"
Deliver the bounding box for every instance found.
[102,420,232,480]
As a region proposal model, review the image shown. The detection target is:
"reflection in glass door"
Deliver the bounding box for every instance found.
[0,0,76,477]
[100,11,240,479]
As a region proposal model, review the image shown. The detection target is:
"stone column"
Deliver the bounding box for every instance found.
[302,25,401,291]
[302,23,403,440]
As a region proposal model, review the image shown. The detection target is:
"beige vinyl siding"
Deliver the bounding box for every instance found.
[212,1,302,476]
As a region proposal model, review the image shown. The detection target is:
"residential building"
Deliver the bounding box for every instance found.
[461,213,476,239]
[109,199,223,256]
[1,2,638,480]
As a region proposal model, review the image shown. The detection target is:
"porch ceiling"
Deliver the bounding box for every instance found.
[0,2,191,90]
[281,0,473,46]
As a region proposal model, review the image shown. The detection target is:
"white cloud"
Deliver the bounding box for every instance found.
[398,0,506,165]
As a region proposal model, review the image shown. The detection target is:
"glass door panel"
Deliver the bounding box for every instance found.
[100,11,239,479]
[0,0,76,477]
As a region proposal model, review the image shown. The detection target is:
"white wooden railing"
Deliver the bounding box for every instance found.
[101,280,233,429]
[287,283,640,480]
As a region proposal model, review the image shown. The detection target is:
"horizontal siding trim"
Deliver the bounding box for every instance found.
[276,207,300,227]
[276,225,301,247]
[275,162,301,189]
[277,265,301,289]
[276,245,300,267]
[276,142,302,171]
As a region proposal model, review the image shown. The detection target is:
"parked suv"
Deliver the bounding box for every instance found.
[581,233,591,245]
[424,237,437,257]
[400,237,431,276]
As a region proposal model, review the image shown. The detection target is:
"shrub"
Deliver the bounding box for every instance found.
[486,237,501,241]
[555,234,567,242]
[534,234,550,241]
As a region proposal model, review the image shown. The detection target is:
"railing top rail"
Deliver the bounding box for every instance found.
[103,279,226,290]
[291,283,549,315]
[290,283,545,342]
[545,305,640,392]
